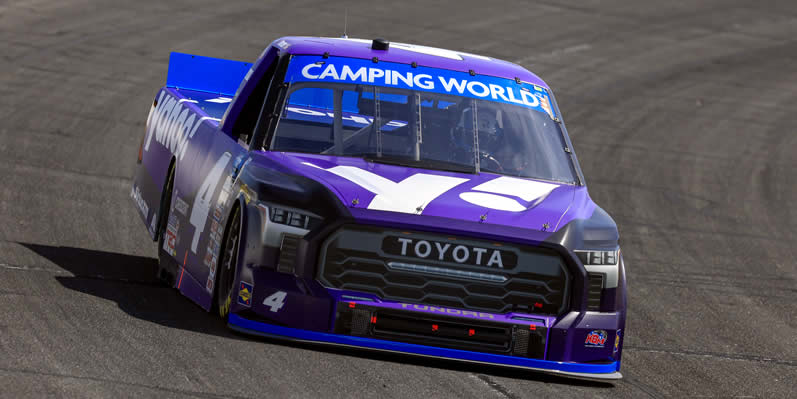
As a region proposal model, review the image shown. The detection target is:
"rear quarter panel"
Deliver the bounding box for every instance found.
[131,87,226,258]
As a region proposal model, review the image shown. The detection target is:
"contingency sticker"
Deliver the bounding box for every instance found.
[173,192,189,216]
[162,214,179,257]
[237,281,253,307]
[131,184,149,219]
[204,175,234,293]
[585,330,608,348]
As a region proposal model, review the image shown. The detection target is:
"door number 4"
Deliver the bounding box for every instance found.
[263,291,287,312]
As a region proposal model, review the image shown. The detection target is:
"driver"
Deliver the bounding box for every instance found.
[449,104,506,171]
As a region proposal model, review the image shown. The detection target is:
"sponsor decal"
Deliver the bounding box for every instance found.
[174,194,189,216]
[238,281,253,306]
[286,55,556,119]
[205,276,213,292]
[203,196,226,288]
[209,255,217,276]
[303,162,558,214]
[399,303,494,319]
[539,95,553,120]
[131,184,149,218]
[302,162,467,214]
[458,176,559,212]
[205,227,221,269]
[614,330,621,354]
[212,237,220,254]
[162,214,179,256]
[204,249,213,267]
[585,330,608,348]
[383,236,515,268]
[276,39,290,50]
[189,152,231,253]
[143,91,205,159]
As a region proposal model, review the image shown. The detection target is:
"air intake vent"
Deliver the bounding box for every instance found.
[586,273,604,311]
[277,234,301,274]
[350,308,372,335]
[512,327,530,355]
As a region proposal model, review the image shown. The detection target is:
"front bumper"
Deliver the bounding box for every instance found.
[228,310,622,381]
[232,205,625,380]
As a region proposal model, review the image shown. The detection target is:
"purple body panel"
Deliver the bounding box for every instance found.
[258,151,595,234]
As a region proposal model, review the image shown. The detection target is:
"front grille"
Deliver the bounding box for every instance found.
[277,234,301,273]
[318,225,570,315]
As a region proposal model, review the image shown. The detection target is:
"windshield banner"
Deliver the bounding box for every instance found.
[285,55,556,119]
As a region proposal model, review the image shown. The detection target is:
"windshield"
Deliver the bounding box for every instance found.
[269,56,577,183]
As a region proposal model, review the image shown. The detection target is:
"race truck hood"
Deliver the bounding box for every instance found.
[260,152,579,233]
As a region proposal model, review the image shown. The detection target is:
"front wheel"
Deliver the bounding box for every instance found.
[216,205,241,318]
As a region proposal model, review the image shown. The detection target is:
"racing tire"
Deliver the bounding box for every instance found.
[156,162,178,285]
[216,205,241,319]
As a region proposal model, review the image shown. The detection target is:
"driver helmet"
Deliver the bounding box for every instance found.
[452,105,504,154]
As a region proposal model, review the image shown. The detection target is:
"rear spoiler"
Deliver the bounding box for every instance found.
[166,52,252,97]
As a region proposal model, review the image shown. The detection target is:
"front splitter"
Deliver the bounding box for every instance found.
[228,313,622,381]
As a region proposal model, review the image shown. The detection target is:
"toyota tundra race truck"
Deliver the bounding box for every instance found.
[131,36,626,380]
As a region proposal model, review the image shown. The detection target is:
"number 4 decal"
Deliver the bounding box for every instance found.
[263,291,287,312]
[190,152,232,253]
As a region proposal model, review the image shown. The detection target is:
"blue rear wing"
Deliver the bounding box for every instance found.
[166,52,252,97]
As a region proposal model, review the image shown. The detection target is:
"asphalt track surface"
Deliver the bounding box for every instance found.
[1,0,796,397]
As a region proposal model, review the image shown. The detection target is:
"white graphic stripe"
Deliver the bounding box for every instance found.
[470,176,558,202]
[302,162,467,214]
[206,97,232,103]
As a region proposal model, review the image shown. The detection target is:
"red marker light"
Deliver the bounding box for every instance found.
[534,302,543,308]
[432,324,439,332]
[370,316,377,324]
[348,302,355,308]
[529,325,536,331]
[468,329,475,337]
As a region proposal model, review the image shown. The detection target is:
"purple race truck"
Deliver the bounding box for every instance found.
[131,37,626,380]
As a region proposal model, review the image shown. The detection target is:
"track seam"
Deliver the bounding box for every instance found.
[625,347,797,367]
[0,366,250,399]
[470,373,521,399]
